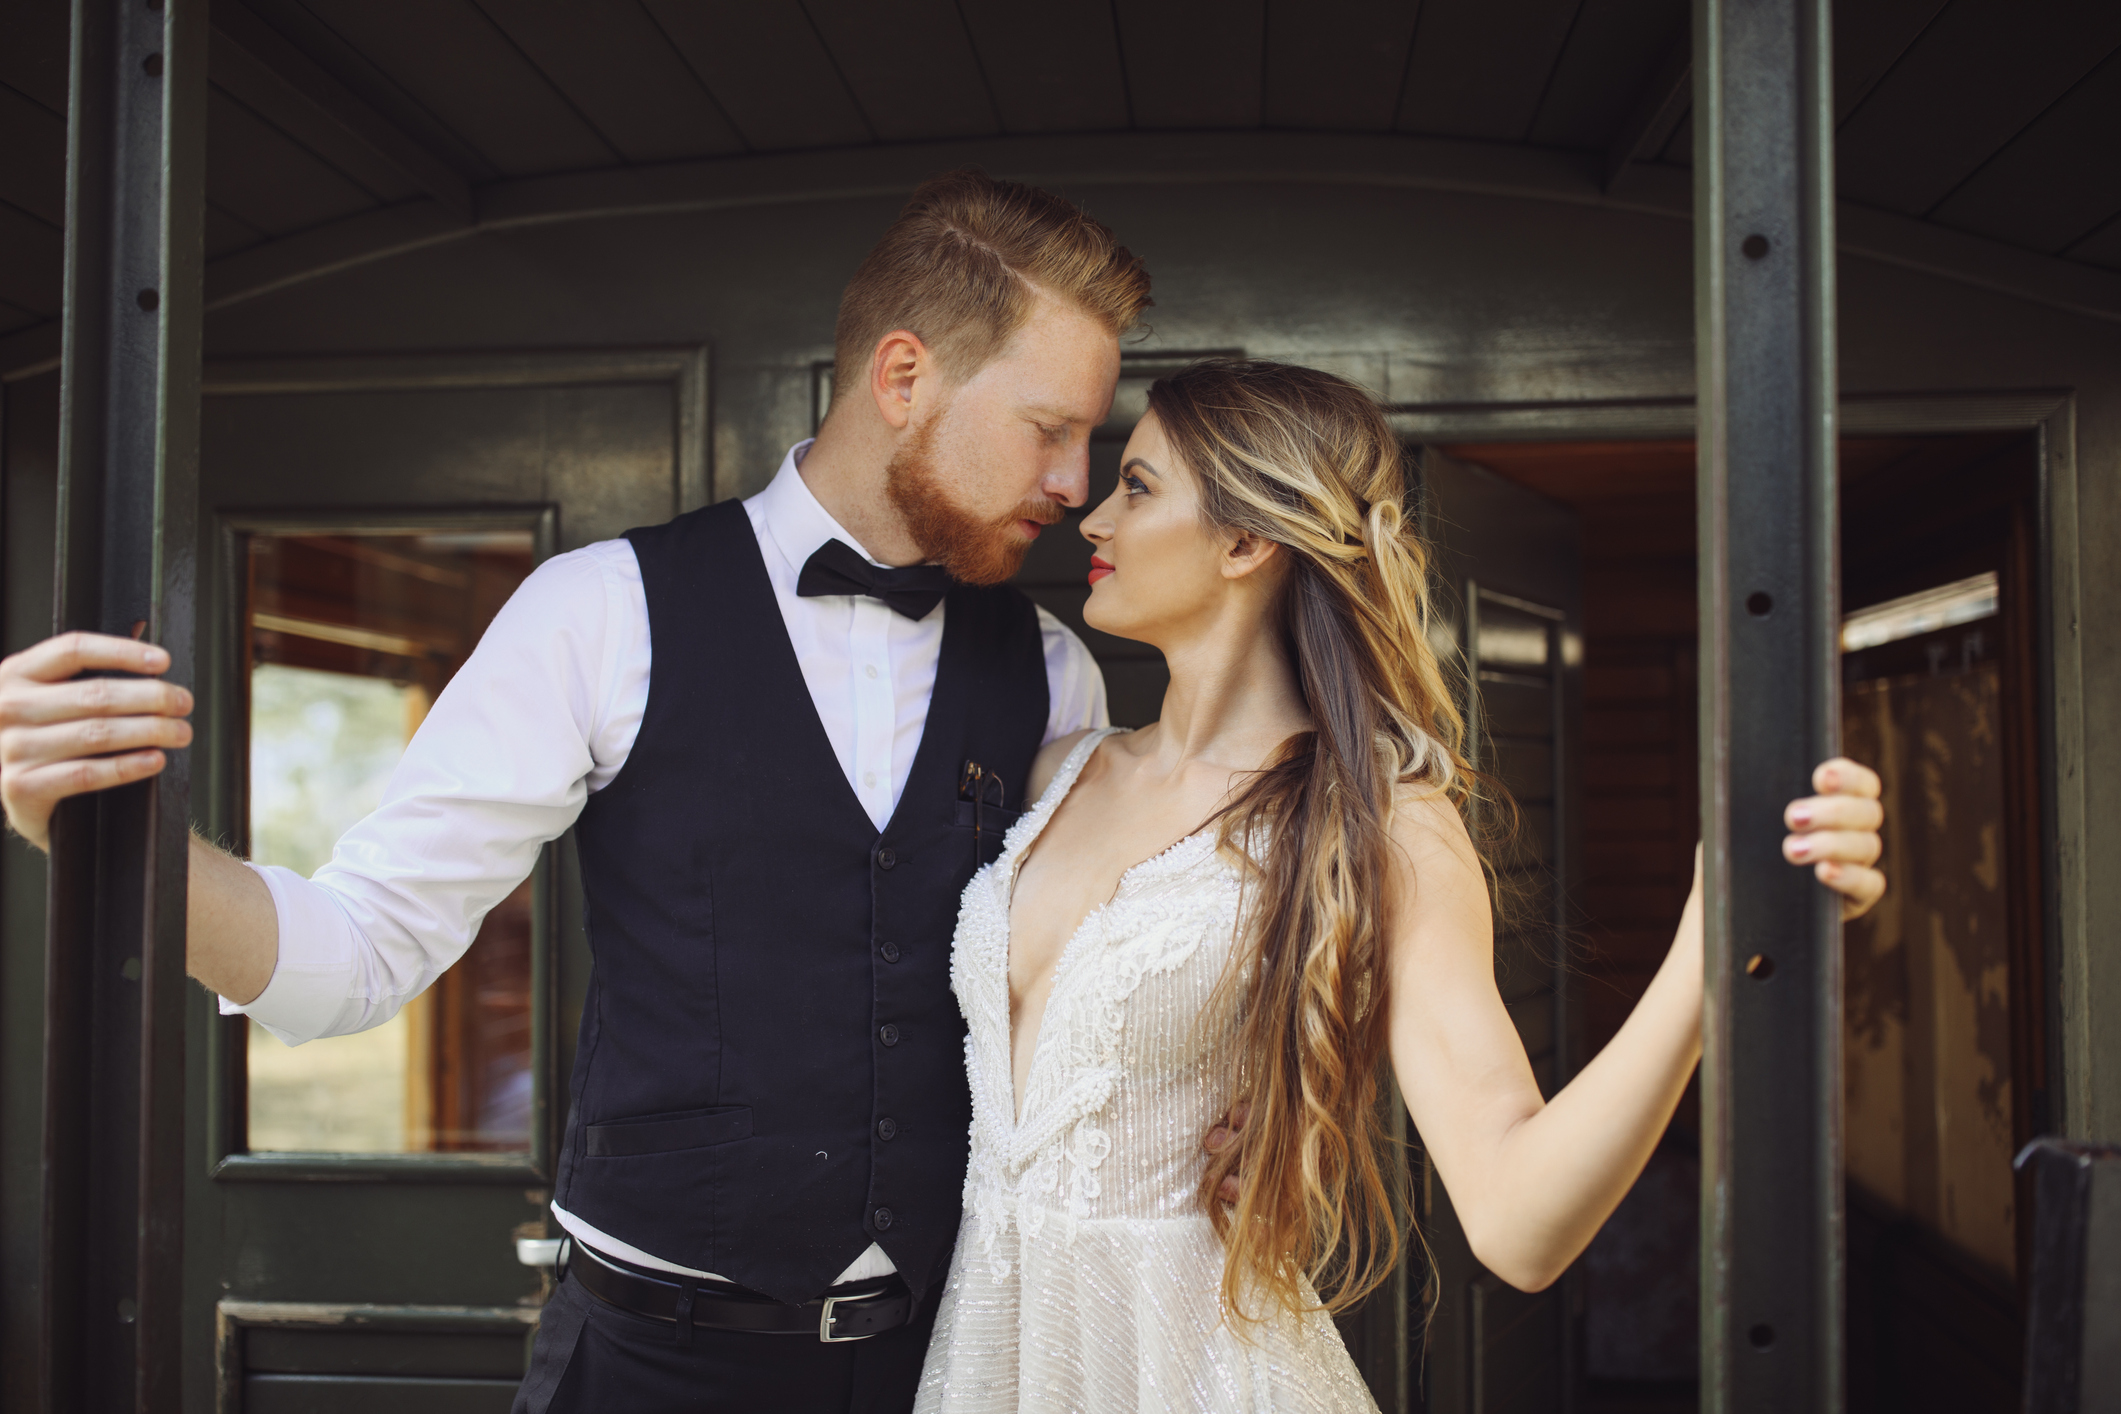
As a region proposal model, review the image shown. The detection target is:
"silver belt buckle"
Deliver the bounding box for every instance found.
[818,1287,883,1343]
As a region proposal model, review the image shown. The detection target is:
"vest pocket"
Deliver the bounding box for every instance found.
[953,799,1023,868]
[584,1105,752,1158]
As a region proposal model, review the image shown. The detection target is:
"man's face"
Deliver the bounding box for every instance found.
[886,289,1120,585]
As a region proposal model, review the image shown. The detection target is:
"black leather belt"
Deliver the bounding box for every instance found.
[562,1240,915,1342]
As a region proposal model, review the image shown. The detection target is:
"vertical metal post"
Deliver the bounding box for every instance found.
[41,0,203,1410]
[1693,0,1842,1412]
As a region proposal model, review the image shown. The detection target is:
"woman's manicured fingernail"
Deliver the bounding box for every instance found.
[1790,807,1812,828]
[1790,840,1812,860]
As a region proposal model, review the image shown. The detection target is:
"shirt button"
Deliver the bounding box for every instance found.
[873,1207,894,1231]
[865,664,879,679]
[864,771,877,787]
[880,941,901,963]
[877,1117,898,1141]
[878,1023,901,1047]
[876,847,897,870]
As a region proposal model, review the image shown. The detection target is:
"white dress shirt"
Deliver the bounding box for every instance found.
[223,439,1108,1284]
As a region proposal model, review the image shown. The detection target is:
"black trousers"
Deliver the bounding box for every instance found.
[512,1270,943,1414]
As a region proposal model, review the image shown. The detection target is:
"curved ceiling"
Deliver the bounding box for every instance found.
[2,0,2119,377]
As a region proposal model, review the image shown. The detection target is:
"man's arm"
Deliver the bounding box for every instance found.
[3,543,641,1040]
[189,835,278,1003]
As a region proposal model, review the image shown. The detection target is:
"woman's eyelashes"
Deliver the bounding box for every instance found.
[1121,471,1149,496]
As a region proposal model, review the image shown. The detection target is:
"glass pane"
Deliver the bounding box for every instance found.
[243,528,538,1154]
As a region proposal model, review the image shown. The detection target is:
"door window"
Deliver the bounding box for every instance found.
[239,523,542,1155]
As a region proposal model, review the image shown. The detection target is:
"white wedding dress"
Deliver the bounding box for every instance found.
[913,729,1380,1413]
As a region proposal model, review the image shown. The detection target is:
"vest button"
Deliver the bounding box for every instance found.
[874,1206,894,1231]
[876,847,897,870]
[876,1117,898,1141]
[878,1023,901,1047]
[880,941,901,963]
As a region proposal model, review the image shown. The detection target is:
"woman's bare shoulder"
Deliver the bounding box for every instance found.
[1387,778,1486,898]
[1026,728,1100,805]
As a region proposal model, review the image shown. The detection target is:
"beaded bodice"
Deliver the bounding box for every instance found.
[950,728,1249,1274]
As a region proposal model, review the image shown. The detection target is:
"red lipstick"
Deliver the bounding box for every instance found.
[1088,555,1114,586]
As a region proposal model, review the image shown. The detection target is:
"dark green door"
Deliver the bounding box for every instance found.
[185,349,706,1413]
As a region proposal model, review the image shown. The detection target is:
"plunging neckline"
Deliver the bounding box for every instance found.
[1000,730,1214,1126]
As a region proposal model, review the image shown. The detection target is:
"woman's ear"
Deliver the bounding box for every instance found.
[1222,531,1282,582]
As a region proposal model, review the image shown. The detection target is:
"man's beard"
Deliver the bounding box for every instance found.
[885,416,1064,586]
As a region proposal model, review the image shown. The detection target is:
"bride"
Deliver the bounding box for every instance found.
[913,359,1885,1412]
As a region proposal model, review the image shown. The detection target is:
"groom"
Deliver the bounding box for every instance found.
[0,170,1151,1413]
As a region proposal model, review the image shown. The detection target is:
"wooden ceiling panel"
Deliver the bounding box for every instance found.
[1262,0,1419,132]
[1526,0,1684,151]
[205,204,269,262]
[0,0,69,117]
[1927,49,2121,255]
[1117,0,1265,129]
[640,0,872,151]
[1397,0,1585,142]
[801,0,999,143]
[1829,0,1949,124]
[0,80,64,228]
[1835,0,2121,218]
[299,0,617,176]
[959,0,1130,134]
[206,88,382,235]
[0,296,38,337]
[1659,105,1690,165]
[0,200,61,318]
[474,0,743,163]
[2065,216,2121,274]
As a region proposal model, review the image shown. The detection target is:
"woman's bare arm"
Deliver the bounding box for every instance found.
[1387,760,1883,1292]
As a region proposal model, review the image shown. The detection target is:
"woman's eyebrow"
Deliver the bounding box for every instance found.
[1122,457,1162,481]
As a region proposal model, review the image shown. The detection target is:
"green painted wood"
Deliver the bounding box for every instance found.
[244,1373,520,1414]
[245,1328,528,1378]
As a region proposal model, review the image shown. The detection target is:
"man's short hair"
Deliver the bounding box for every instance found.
[832,169,1152,399]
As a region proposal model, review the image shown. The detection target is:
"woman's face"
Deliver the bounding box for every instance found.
[1080,411,1264,647]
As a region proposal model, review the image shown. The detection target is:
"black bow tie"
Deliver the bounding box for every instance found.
[796,539,952,620]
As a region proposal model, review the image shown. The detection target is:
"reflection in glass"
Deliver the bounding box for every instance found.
[242,528,537,1154]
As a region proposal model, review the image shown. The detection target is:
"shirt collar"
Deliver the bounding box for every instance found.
[752,439,886,576]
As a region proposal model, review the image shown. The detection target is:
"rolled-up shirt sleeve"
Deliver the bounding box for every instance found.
[224,540,644,1046]
[1036,606,1109,742]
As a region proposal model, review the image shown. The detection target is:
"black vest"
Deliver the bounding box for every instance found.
[555,500,1049,1304]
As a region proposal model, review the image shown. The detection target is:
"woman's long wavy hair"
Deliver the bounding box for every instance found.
[1154,359,1480,1323]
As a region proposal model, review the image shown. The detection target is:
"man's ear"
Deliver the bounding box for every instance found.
[869,331,929,431]
[1222,532,1282,582]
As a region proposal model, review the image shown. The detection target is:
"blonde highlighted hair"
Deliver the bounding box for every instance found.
[1153,359,1479,1323]
[832,169,1151,396]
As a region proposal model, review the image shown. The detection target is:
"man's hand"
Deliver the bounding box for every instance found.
[1784,757,1886,920]
[0,632,193,852]
[1204,1100,1251,1205]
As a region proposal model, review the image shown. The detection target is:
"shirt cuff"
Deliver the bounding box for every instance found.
[216,863,361,1047]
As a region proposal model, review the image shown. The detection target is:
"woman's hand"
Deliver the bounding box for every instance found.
[1783,757,1886,919]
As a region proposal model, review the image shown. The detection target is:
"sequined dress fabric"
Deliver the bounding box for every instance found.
[914,730,1379,1413]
